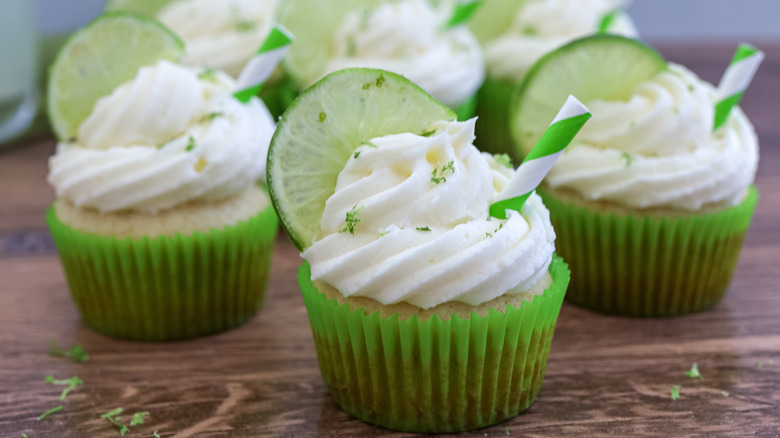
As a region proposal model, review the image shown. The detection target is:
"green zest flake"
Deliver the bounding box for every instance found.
[318,112,326,123]
[597,9,619,33]
[101,408,129,436]
[22,434,28,438]
[199,112,224,124]
[431,160,455,184]
[359,141,377,149]
[197,68,217,82]
[522,25,538,36]
[485,232,493,238]
[340,204,364,235]
[362,83,371,90]
[49,340,89,363]
[37,405,64,421]
[379,231,389,237]
[494,153,513,168]
[185,136,196,152]
[721,391,730,397]
[506,426,510,435]
[621,152,632,167]
[420,128,437,137]
[685,363,701,379]
[130,412,149,426]
[353,151,360,159]
[376,75,385,87]
[45,375,84,401]
[670,385,681,400]
[235,20,257,33]
[688,84,695,93]
[416,226,431,231]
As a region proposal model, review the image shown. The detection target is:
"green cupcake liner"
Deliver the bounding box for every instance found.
[539,186,758,317]
[474,76,516,158]
[298,256,569,433]
[46,203,278,341]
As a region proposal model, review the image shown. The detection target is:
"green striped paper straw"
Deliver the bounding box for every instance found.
[713,43,764,130]
[446,0,483,29]
[234,24,294,103]
[489,95,591,220]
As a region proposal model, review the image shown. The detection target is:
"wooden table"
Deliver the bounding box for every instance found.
[2,46,779,437]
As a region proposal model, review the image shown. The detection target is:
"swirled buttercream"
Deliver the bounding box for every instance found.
[484,0,637,81]
[302,119,556,309]
[317,0,484,108]
[545,64,759,210]
[48,60,275,213]
[158,0,278,77]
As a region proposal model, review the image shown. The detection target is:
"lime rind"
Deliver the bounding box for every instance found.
[510,34,667,157]
[267,68,456,250]
[103,0,181,16]
[47,12,185,140]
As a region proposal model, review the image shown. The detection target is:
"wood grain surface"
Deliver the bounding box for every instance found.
[1,46,779,437]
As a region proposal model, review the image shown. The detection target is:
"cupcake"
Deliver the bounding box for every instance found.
[511,35,759,316]
[470,0,636,157]
[104,0,295,118]
[277,0,485,119]
[46,14,278,340]
[267,68,569,432]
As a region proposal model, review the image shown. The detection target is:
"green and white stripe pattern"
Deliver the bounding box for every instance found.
[490,95,591,219]
[713,43,764,130]
[234,24,294,103]
[446,0,483,29]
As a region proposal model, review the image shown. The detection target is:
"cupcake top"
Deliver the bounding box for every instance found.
[302,118,556,309]
[545,64,759,210]
[484,0,637,81]
[286,0,484,108]
[48,60,275,213]
[157,0,278,77]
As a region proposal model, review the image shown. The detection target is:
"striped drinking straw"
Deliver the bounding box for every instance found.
[713,43,764,131]
[446,0,483,29]
[234,24,294,103]
[489,95,591,219]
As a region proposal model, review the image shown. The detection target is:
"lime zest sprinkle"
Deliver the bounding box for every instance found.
[23,433,28,438]
[37,405,64,421]
[130,412,149,426]
[49,340,89,363]
[235,19,257,33]
[597,9,619,33]
[506,426,510,435]
[362,83,371,90]
[431,160,455,184]
[621,152,632,167]
[379,231,389,237]
[685,363,701,379]
[522,25,537,36]
[353,151,360,159]
[485,232,493,238]
[197,68,217,82]
[45,375,84,401]
[101,407,129,436]
[199,112,224,124]
[494,153,513,168]
[721,391,730,397]
[359,141,377,149]
[376,75,385,87]
[341,204,364,235]
[416,226,431,232]
[688,84,695,93]
[185,136,196,152]
[318,112,326,123]
[670,385,681,400]
[420,128,438,137]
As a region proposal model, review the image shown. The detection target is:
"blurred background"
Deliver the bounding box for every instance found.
[0,0,777,147]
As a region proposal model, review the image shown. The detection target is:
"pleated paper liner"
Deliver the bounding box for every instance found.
[539,185,758,317]
[47,203,278,341]
[298,256,569,433]
[474,76,515,157]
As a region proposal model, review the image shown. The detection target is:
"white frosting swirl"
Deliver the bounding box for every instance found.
[48,60,276,213]
[158,0,278,77]
[546,64,759,210]
[484,0,637,81]
[318,0,484,108]
[302,119,556,309]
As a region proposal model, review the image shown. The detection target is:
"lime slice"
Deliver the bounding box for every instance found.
[267,68,456,250]
[468,0,526,43]
[103,0,180,16]
[276,0,384,88]
[510,35,667,156]
[47,13,184,140]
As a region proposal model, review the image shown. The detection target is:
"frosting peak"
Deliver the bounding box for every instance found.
[303,119,556,309]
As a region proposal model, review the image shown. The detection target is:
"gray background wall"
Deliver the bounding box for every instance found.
[33,0,780,44]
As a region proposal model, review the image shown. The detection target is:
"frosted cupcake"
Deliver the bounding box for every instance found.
[46,14,278,340]
[511,35,760,316]
[277,0,485,119]
[470,0,636,156]
[268,68,569,432]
